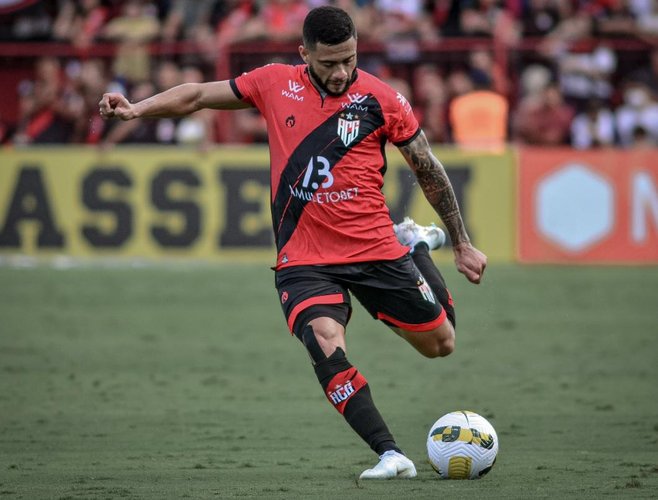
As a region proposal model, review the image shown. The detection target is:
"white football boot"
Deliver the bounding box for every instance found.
[359,450,417,480]
[393,217,446,252]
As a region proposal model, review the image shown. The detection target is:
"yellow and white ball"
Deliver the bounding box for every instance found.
[427,410,498,479]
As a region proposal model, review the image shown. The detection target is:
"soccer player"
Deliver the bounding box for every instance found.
[98,6,487,479]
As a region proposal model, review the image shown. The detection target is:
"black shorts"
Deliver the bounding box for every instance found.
[275,254,446,337]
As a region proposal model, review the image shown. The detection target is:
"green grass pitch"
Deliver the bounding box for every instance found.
[1,263,657,499]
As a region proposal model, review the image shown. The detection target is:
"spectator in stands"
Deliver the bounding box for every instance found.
[412,64,448,143]
[12,56,73,144]
[369,62,412,99]
[231,107,269,143]
[538,3,592,56]
[513,82,574,145]
[520,0,570,37]
[216,0,308,47]
[161,0,223,66]
[468,46,509,97]
[364,0,438,43]
[590,0,658,38]
[1,0,54,41]
[555,44,617,112]
[629,47,658,91]
[258,0,309,42]
[448,70,509,150]
[161,0,218,42]
[592,0,638,38]
[52,0,109,50]
[64,58,112,144]
[570,97,615,149]
[215,0,261,48]
[153,58,182,94]
[458,0,520,46]
[636,0,658,39]
[101,0,161,84]
[518,63,552,98]
[446,68,474,100]
[9,0,658,148]
[428,0,461,37]
[46,59,109,144]
[615,80,658,147]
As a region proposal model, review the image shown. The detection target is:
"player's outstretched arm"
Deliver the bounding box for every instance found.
[398,130,487,284]
[98,80,251,121]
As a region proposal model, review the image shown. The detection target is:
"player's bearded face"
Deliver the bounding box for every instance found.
[302,38,358,97]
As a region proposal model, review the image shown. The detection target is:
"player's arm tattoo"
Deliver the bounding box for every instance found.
[399,131,470,246]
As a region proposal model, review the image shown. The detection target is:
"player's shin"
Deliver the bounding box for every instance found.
[301,326,401,455]
[410,245,456,327]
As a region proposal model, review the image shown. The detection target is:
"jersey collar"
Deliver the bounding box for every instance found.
[303,66,360,99]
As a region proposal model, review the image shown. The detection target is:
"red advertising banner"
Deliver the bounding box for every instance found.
[518,147,658,263]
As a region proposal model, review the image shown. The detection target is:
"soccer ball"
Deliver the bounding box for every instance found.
[427,410,498,479]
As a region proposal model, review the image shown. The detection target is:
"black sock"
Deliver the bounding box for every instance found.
[411,243,456,327]
[314,348,401,455]
[344,385,401,455]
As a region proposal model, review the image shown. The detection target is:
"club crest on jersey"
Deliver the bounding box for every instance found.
[337,112,360,146]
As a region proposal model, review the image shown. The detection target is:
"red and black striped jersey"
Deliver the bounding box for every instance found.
[231,64,420,269]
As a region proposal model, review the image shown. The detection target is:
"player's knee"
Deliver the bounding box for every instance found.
[418,341,453,358]
[421,328,455,358]
[436,335,455,357]
[298,317,346,363]
[307,317,344,344]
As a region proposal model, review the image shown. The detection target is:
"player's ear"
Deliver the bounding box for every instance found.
[299,45,309,64]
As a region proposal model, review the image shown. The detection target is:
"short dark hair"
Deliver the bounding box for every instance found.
[303,6,356,49]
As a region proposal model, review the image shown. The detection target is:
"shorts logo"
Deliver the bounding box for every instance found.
[281,291,289,304]
[417,275,436,304]
[285,115,295,128]
[337,112,360,146]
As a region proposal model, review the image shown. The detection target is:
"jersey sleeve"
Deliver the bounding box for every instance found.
[231,64,280,111]
[386,91,421,147]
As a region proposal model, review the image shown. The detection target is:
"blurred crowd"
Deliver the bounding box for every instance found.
[1,0,658,149]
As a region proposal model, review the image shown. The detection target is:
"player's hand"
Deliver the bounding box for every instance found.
[453,242,487,284]
[98,93,136,121]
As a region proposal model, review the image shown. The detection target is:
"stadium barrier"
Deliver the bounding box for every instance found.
[0,145,515,263]
[518,147,658,264]
[2,146,656,264]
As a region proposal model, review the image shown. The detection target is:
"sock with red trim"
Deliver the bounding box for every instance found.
[314,347,401,455]
[410,243,456,327]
